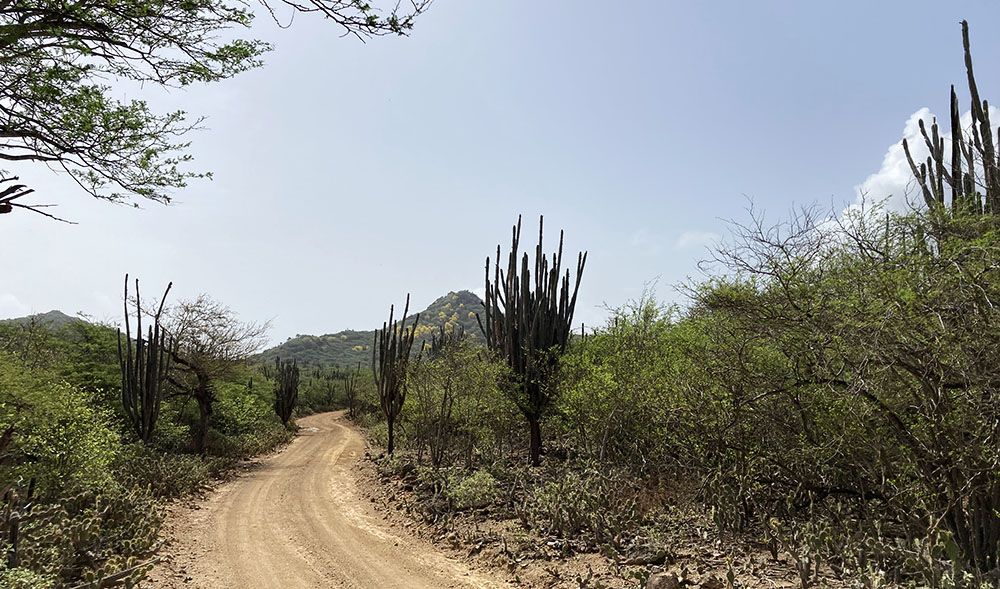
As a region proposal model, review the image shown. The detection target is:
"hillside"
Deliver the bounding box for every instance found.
[0,310,83,329]
[260,290,484,368]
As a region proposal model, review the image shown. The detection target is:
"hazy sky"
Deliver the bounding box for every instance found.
[3,1,999,344]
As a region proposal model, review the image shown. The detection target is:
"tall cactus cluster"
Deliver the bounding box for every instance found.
[373,295,420,455]
[342,362,361,418]
[429,323,465,358]
[479,215,586,466]
[904,21,1000,215]
[118,274,174,445]
[273,357,300,426]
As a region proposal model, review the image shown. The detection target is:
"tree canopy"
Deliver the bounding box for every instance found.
[0,0,430,219]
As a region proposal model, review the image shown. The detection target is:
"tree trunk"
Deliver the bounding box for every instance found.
[528,417,542,467]
[197,394,211,456]
[387,417,395,455]
[946,482,1000,572]
[7,517,18,568]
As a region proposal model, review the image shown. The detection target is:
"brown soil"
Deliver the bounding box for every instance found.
[146,411,511,588]
[357,456,850,589]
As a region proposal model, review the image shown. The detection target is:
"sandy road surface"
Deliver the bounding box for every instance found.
[148,412,508,589]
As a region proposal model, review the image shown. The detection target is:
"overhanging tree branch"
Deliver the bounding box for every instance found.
[0,0,432,218]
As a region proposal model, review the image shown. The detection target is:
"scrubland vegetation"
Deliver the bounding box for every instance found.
[353,25,1000,586]
[0,0,429,580]
[2,0,1000,586]
[0,298,345,587]
[360,206,1000,589]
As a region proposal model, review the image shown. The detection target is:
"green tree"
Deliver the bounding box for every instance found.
[0,0,429,218]
[408,330,502,468]
[558,295,679,470]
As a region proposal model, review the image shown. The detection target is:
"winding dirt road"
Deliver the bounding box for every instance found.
[148,412,508,589]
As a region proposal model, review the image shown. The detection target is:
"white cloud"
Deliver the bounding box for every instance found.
[853,108,930,211]
[853,106,1000,212]
[673,230,720,251]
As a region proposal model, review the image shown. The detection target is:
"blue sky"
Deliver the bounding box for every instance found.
[3,1,999,344]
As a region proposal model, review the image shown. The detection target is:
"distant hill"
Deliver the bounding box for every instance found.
[260,290,484,368]
[0,310,83,329]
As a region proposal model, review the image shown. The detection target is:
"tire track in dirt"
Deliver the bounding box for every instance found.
[148,411,508,588]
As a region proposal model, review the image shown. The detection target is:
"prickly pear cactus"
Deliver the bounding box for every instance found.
[3,490,160,587]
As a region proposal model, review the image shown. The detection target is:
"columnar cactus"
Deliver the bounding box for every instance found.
[342,362,361,418]
[118,275,174,445]
[373,295,420,455]
[273,357,300,426]
[478,215,586,466]
[903,21,999,215]
[429,323,465,358]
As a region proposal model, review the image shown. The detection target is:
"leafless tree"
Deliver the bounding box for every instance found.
[163,295,269,455]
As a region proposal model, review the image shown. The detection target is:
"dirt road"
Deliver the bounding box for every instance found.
[148,412,508,589]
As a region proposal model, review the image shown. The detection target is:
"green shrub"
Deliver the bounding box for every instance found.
[151,418,194,453]
[208,426,292,459]
[557,296,679,471]
[446,470,499,510]
[0,566,53,589]
[0,359,119,497]
[364,419,390,449]
[213,382,275,435]
[403,340,511,468]
[115,443,213,498]
[523,464,643,551]
[683,209,1000,580]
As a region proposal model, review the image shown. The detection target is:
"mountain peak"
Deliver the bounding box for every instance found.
[0,310,83,329]
[260,290,484,368]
